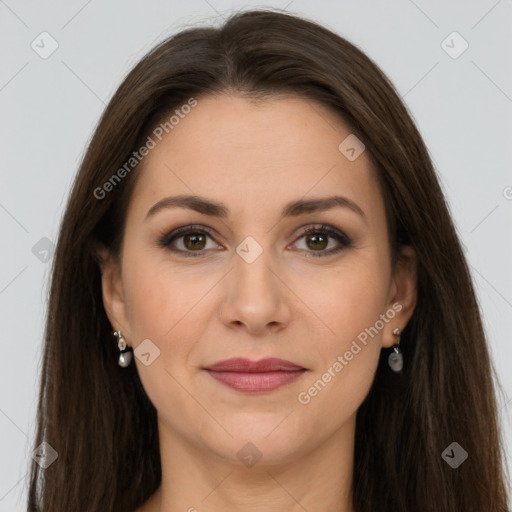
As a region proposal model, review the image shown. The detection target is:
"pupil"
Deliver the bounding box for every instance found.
[185,233,205,250]
[308,233,327,250]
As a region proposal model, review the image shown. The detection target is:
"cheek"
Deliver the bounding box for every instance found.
[122,249,222,377]
[123,247,202,337]
[299,255,390,342]
[294,299,385,443]
[291,255,389,427]
[124,263,169,339]
[121,250,205,410]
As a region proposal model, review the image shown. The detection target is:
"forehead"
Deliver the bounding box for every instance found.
[127,94,383,223]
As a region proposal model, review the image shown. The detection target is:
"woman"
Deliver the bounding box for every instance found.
[27,8,510,512]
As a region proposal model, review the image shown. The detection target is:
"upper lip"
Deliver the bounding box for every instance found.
[204,357,305,372]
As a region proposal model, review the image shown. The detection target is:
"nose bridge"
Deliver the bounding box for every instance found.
[220,234,290,331]
[232,235,278,299]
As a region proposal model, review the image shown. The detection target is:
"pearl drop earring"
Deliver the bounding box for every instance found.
[113,330,133,367]
[388,327,403,372]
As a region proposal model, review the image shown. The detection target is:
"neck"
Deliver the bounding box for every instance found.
[142,415,356,512]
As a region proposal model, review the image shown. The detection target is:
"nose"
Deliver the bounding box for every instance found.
[218,247,292,336]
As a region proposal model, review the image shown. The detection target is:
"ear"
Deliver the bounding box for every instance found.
[96,246,133,347]
[382,245,417,348]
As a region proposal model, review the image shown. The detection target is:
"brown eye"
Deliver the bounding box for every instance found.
[292,224,352,257]
[305,232,329,251]
[183,232,207,251]
[159,225,220,257]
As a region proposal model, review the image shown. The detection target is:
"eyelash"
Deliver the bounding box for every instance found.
[158,224,352,258]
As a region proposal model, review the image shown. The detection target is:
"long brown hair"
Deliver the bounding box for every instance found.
[27,8,510,511]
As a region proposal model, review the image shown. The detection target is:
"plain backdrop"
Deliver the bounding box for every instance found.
[1,0,511,509]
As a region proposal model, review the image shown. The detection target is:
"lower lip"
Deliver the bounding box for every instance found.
[204,369,306,392]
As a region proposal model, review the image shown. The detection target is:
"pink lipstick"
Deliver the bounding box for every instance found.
[203,357,307,393]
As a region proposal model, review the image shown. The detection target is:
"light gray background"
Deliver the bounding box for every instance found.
[1,0,511,509]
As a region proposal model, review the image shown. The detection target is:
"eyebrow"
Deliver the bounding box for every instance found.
[145,194,366,223]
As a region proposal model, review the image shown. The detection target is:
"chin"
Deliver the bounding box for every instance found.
[202,424,311,468]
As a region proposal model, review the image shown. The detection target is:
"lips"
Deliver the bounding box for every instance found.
[205,357,305,372]
[203,357,307,392]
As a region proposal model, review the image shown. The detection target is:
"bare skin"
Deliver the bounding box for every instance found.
[100,93,417,512]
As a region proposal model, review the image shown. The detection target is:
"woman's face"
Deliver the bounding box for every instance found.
[102,93,416,467]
